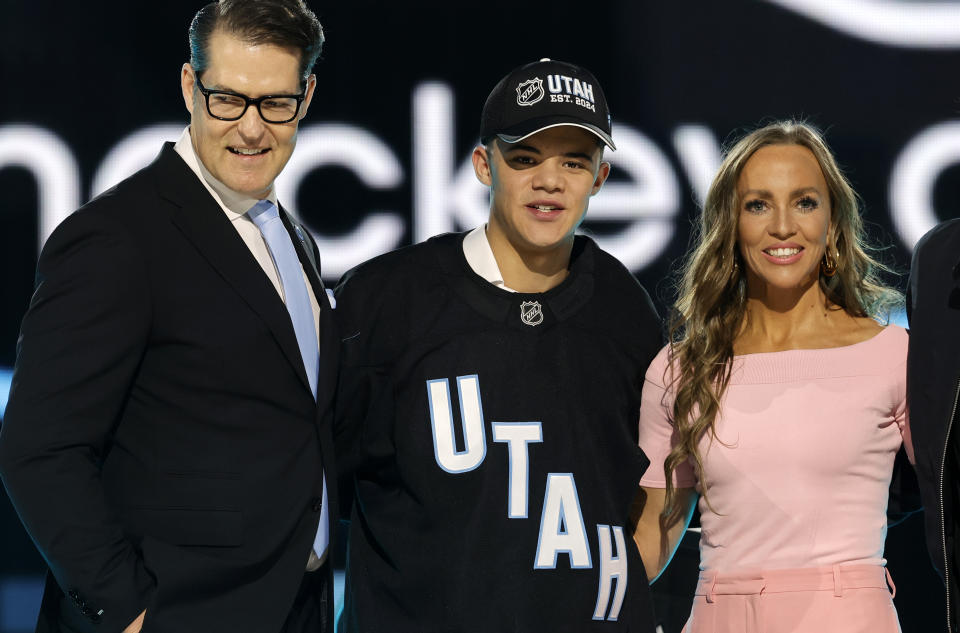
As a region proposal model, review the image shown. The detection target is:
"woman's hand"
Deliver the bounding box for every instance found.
[630,486,697,582]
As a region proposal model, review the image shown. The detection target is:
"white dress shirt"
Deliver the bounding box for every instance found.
[462,225,516,292]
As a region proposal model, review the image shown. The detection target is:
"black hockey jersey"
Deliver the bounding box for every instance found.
[334,232,662,632]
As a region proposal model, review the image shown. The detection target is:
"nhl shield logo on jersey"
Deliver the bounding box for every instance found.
[520,301,543,326]
[516,77,544,106]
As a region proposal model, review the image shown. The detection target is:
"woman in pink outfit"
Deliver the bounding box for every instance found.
[633,121,909,633]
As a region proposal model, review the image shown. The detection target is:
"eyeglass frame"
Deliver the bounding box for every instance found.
[193,73,307,124]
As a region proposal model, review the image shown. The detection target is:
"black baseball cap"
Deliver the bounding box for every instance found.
[479,58,615,151]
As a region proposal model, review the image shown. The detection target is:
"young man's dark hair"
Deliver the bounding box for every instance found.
[334,58,661,633]
[189,0,324,84]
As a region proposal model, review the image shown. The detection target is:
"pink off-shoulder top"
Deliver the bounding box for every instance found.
[638,325,911,572]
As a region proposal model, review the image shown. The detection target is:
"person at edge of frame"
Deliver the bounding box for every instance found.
[332,58,662,632]
[0,1,337,632]
[633,121,911,632]
[907,216,960,633]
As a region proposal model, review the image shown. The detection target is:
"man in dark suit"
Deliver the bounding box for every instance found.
[908,218,960,633]
[0,2,337,632]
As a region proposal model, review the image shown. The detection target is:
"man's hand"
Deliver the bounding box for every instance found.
[122,610,146,633]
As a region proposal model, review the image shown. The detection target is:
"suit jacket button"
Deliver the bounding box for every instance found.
[312,496,323,512]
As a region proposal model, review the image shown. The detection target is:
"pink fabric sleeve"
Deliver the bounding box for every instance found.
[638,346,697,488]
[895,357,914,465]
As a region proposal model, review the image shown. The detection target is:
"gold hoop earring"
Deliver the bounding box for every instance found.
[821,250,838,277]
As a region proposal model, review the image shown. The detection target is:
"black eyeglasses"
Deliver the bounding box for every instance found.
[194,75,306,124]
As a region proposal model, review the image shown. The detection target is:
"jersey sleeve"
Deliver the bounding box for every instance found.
[332,266,380,520]
[637,345,697,489]
[333,259,411,521]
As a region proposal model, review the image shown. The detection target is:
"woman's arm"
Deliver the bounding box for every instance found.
[630,485,698,582]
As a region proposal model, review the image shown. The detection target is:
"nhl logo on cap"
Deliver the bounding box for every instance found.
[520,301,544,326]
[516,78,544,106]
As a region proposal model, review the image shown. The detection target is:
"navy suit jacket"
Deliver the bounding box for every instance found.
[0,144,338,633]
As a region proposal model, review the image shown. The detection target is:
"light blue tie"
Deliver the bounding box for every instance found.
[248,199,328,558]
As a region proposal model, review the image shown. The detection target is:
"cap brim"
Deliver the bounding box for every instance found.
[498,122,616,151]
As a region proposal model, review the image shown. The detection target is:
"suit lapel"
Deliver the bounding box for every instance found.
[151,144,313,395]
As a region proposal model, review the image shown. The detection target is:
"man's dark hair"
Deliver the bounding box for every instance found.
[189,0,324,86]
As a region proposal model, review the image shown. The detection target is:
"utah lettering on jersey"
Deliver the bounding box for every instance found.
[426,373,628,622]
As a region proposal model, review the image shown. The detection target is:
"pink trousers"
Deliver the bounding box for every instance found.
[682,564,900,633]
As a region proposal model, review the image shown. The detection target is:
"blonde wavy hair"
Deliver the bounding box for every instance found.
[661,120,901,521]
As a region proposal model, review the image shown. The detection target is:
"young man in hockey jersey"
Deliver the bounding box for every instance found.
[334,59,662,631]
